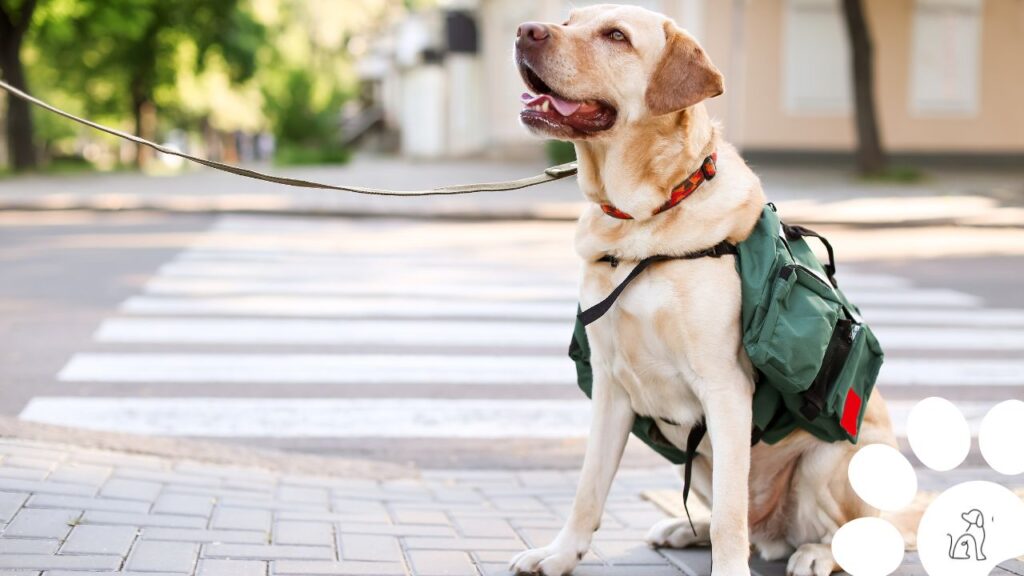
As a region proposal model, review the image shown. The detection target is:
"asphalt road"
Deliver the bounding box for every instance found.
[1,210,1022,474]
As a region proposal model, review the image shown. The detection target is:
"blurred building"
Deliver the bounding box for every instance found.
[360,0,1024,161]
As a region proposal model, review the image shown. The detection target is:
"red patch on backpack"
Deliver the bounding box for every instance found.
[840,388,862,437]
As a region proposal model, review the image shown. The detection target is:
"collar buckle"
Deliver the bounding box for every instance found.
[701,154,717,181]
[598,150,718,221]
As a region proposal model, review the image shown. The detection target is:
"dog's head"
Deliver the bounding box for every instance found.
[961,509,984,528]
[515,4,723,141]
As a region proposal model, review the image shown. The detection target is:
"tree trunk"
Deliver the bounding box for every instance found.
[131,91,157,168]
[842,0,886,175]
[0,36,37,171]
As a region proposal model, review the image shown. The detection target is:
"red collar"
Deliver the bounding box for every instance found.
[600,153,718,220]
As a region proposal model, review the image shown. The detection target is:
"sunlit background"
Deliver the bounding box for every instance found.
[2,0,1022,175]
[0,0,1022,472]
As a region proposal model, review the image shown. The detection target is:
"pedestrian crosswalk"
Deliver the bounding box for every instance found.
[57,353,575,385]
[18,215,1024,456]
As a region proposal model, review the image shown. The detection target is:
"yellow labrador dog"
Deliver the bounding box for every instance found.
[509,5,896,576]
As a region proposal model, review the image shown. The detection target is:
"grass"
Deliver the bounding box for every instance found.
[44,156,98,175]
[0,156,108,177]
[859,165,926,184]
[273,144,351,167]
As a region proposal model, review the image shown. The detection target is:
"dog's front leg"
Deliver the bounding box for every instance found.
[510,366,634,576]
[703,379,754,576]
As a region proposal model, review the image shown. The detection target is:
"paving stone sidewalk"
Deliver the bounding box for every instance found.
[0,438,1022,576]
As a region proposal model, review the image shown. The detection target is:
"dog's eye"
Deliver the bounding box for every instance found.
[606,29,628,42]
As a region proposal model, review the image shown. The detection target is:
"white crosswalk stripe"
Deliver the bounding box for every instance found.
[19,397,594,438]
[95,317,1024,351]
[55,353,1024,387]
[24,215,1024,446]
[144,278,579,300]
[95,318,574,347]
[120,295,575,320]
[14,397,1003,440]
[58,353,575,385]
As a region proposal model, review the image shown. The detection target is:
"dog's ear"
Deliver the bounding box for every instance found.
[963,510,983,526]
[645,22,724,116]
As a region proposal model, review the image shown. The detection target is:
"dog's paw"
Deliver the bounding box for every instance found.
[786,543,837,576]
[508,544,581,576]
[756,539,794,562]
[645,517,709,549]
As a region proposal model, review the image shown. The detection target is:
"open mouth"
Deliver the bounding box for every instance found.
[518,63,617,137]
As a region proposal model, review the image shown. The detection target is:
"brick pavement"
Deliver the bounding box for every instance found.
[1,438,1023,576]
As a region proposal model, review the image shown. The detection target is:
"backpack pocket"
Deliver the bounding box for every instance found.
[814,321,884,442]
[746,264,846,395]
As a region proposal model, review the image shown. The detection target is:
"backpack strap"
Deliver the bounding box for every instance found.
[782,223,838,287]
[579,241,738,326]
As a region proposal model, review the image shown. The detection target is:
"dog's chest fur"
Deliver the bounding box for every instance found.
[581,256,745,447]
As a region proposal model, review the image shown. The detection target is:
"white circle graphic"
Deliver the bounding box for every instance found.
[917,480,1024,576]
[906,397,971,471]
[979,399,1024,475]
[848,443,917,511]
[832,516,905,576]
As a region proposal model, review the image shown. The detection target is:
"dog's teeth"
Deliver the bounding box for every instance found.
[541,100,550,113]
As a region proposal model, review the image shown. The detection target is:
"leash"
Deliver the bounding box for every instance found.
[0,79,578,196]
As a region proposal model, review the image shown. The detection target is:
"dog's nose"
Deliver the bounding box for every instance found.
[517,22,550,44]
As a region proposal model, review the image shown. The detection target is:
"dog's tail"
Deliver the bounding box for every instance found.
[947,533,955,558]
[881,492,934,550]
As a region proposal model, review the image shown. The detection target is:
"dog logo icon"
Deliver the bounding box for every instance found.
[947,509,988,561]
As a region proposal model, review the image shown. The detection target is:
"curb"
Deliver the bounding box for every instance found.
[0,417,418,480]
[2,196,1022,229]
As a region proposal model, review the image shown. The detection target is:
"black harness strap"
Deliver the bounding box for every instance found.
[681,421,707,537]
[578,240,737,537]
[579,241,738,327]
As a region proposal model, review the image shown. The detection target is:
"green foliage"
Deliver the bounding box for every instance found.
[546,140,577,165]
[44,154,94,174]
[263,68,349,165]
[12,0,381,168]
[274,143,351,166]
[30,0,265,123]
[859,165,925,184]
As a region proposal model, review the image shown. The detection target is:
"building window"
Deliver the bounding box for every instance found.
[910,0,982,116]
[783,0,852,115]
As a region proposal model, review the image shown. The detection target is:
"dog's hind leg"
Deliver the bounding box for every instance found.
[509,366,635,576]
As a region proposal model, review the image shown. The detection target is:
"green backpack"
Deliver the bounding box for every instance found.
[569,204,884,465]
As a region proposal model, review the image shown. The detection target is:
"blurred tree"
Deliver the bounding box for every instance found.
[255,0,364,165]
[262,67,349,165]
[33,0,264,167]
[0,0,40,171]
[842,0,887,175]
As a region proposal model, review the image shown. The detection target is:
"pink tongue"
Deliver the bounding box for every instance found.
[520,92,583,117]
